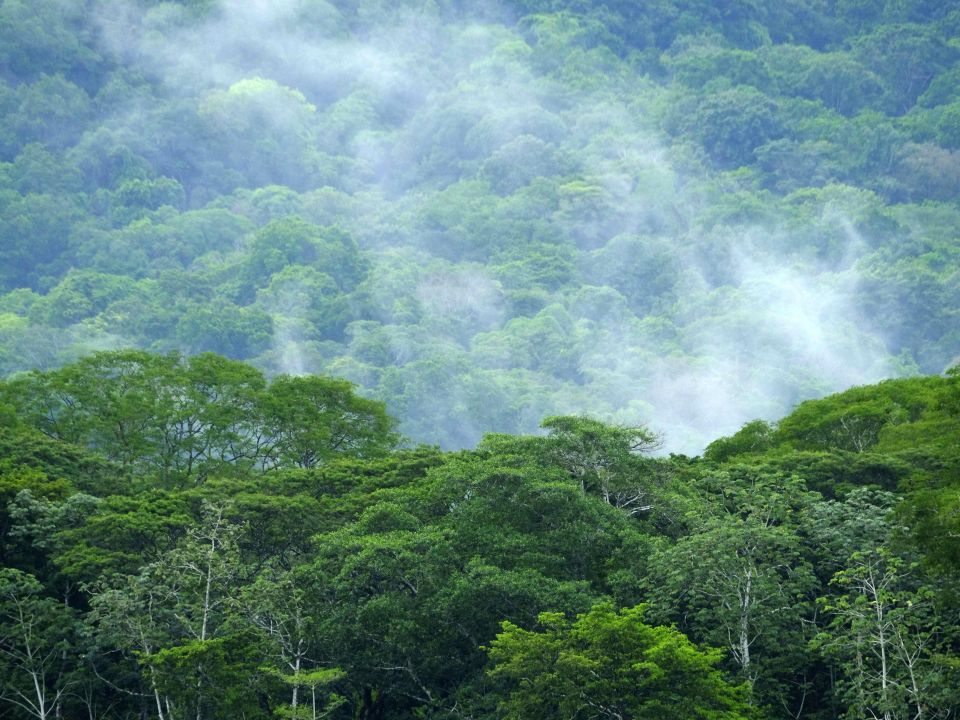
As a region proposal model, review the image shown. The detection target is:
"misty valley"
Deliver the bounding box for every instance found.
[1,0,959,718]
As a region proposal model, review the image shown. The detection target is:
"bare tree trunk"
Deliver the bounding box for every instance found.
[868,567,891,720]
[291,653,301,712]
[739,569,754,699]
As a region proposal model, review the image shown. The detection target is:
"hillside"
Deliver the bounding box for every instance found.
[1,0,959,451]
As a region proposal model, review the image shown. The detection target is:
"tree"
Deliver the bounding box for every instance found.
[774,394,910,454]
[196,77,318,189]
[0,569,83,720]
[2,350,259,479]
[815,547,956,720]
[0,0,99,83]
[2,350,178,461]
[691,87,783,168]
[646,474,819,712]
[236,218,368,303]
[305,524,462,718]
[88,571,179,720]
[486,603,754,720]
[55,491,192,585]
[261,375,398,469]
[472,310,583,381]
[853,24,957,114]
[255,265,351,342]
[4,488,100,594]
[540,415,665,517]
[0,192,83,291]
[299,446,612,719]
[239,567,344,716]
[703,420,775,463]
[90,503,248,720]
[898,485,960,589]
[2,351,399,479]
[174,300,274,359]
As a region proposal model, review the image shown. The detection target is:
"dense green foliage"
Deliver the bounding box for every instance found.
[0,351,958,719]
[0,350,398,479]
[2,0,960,717]
[487,604,755,719]
[0,0,958,450]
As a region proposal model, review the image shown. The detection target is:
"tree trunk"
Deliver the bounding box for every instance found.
[291,654,301,711]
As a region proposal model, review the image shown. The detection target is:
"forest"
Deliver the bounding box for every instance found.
[1,0,960,717]
[1,0,958,451]
[1,352,959,719]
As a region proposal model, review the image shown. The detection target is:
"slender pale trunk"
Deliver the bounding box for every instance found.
[740,569,752,677]
[906,663,923,720]
[149,665,166,720]
[30,669,48,720]
[867,567,891,720]
[141,630,166,720]
[897,626,924,720]
[877,619,890,720]
[291,650,301,711]
[154,688,166,720]
[201,539,214,643]
[196,536,215,720]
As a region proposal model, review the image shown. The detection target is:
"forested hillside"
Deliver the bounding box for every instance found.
[1,0,959,450]
[2,2,960,717]
[0,352,958,719]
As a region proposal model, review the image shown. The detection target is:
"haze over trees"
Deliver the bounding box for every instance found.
[0,0,958,451]
[1,0,960,718]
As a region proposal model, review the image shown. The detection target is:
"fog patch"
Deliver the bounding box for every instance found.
[577,235,895,454]
[81,0,913,453]
[416,265,505,341]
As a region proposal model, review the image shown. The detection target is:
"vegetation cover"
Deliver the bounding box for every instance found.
[0,0,958,450]
[2,0,960,717]
[0,352,958,719]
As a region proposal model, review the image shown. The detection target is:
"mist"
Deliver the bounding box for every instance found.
[3,0,953,454]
